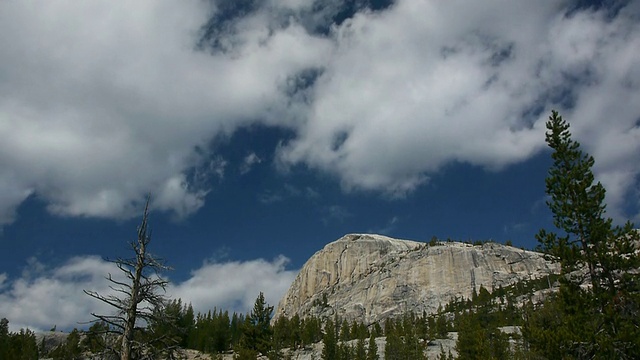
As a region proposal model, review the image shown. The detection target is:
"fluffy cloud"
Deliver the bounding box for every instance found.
[277,1,640,218]
[169,256,297,315]
[0,255,296,332]
[279,1,560,195]
[0,1,331,225]
[0,0,638,225]
[0,256,118,332]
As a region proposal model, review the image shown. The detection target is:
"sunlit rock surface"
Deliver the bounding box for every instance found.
[274,234,558,324]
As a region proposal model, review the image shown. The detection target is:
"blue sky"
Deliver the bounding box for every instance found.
[0,0,639,331]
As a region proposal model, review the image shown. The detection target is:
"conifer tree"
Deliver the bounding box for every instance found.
[537,111,639,293]
[81,321,111,354]
[355,337,367,360]
[383,320,402,360]
[434,313,448,338]
[290,314,302,348]
[337,342,353,360]
[49,328,82,360]
[270,316,290,359]
[240,292,274,356]
[6,327,38,360]
[526,110,640,358]
[302,315,322,346]
[321,318,337,360]
[339,319,350,341]
[366,333,378,360]
[0,318,9,360]
[405,317,426,360]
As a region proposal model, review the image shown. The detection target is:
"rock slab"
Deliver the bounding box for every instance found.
[274,234,558,324]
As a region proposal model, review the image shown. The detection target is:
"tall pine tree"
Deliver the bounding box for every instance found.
[321,318,337,360]
[525,110,640,358]
[239,292,274,356]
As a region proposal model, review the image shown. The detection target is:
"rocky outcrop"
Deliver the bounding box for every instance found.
[274,234,559,325]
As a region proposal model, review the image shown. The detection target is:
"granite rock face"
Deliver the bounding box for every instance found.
[274,234,559,324]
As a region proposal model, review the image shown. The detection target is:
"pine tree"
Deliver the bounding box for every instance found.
[302,315,321,346]
[395,313,424,359]
[290,314,302,348]
[355,337,367,360]
[366,333,378,360]
[372,322,383,338]
[456,311,491,360]
[0,318,9,360]
[337,342,353,360]
[238,292,273,356]
[321,318,337,360]
[230,312,243,349]
[339,319,350,341]
[383,320,402,360]
[525,110,640,358]
[81,321,111,354]
[7,328,38,360]
[435,313,448,338]
[49,328,82,360]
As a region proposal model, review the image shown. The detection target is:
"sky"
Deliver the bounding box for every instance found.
[0,0,639,332]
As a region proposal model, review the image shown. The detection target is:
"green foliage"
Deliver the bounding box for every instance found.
[289,314,303,348]
[522,288,597,359]
[371,322,383,338]
[301,316,322,346]
[336,341,353,360]
[189,308,234,353]
[321,318,337,360]
[0,320,39,360]
[429,236,440,246]
[338,319,350,342]
[355,337,367,360]
[434,313,449,338]
[455,309,510,360]
[140,298,195,358]
[234,346,259,360]
[49,329,82,360]
[366,333,378,360]
[383,319,401,360]
[383,314,426,360]
[0,318,9,360]
[239,292,274,356]
[81,321,111,354]
[525,111,640,358]
[270,316,289,358]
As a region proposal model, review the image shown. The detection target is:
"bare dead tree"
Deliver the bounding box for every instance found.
[84,197,173,360]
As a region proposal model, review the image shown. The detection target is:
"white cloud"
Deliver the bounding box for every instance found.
[0,0,638,225]
[276,1,640,219]
[0,256,119,332]
[0,1,331,224]
[0,255,296,332]
[169,256,297,316]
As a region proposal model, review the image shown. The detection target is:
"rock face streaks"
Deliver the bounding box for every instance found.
[274,234,558,324]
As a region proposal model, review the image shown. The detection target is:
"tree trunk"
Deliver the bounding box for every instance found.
[121,225,146,360]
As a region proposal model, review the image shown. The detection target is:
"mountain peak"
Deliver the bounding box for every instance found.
[274,234,558,325]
